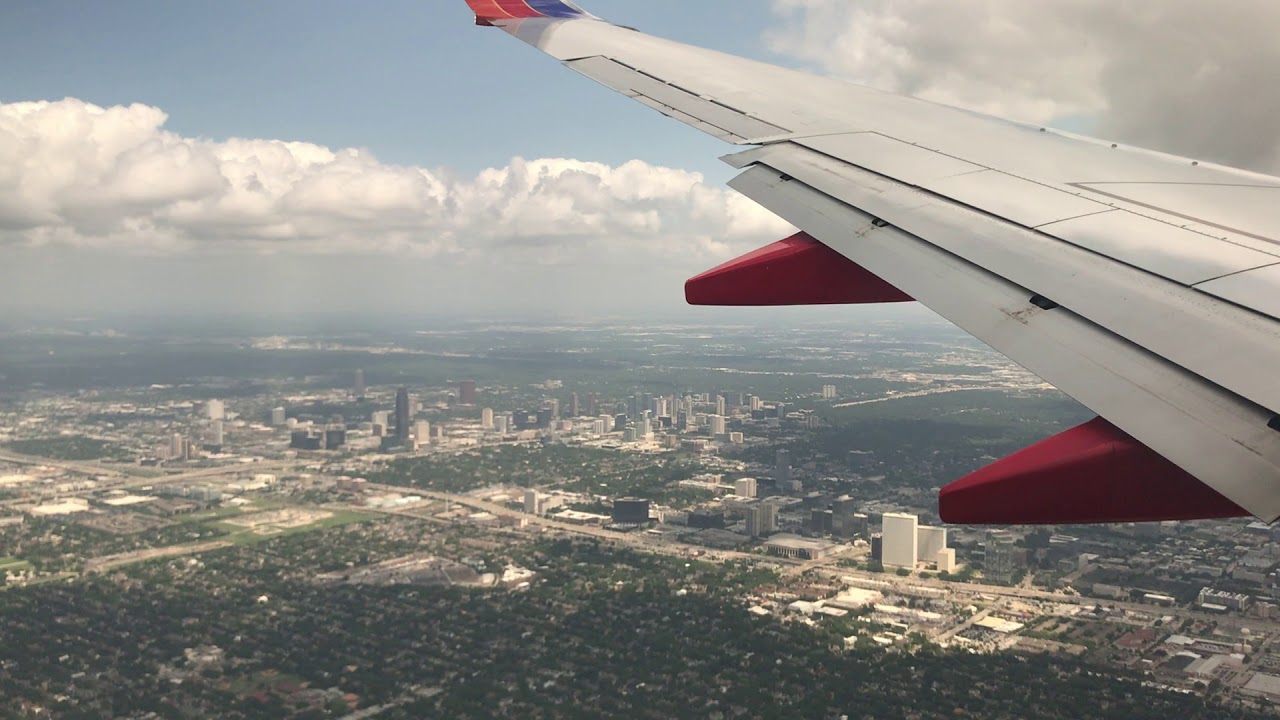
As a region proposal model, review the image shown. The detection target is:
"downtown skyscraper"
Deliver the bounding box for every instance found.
[395,388,411,443]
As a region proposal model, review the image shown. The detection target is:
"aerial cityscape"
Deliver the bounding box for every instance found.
[3,1,1278,717]
[0,315,1276,718]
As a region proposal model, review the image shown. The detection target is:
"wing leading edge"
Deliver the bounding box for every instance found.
[462,0,1280,525]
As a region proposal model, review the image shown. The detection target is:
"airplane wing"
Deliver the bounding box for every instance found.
[462,0,1280,525]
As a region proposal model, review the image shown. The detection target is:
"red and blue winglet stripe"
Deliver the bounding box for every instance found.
[467,0,591,23]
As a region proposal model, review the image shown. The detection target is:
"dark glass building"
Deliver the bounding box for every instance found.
[395,388,411,443]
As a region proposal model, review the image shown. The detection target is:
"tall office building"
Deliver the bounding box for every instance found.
[775,449,792,486]
[715,395,727,416]
[985,529,1018,583]
[524,489,548,515]
[710,415,727,437]
[831,496,861,538]
[648,397,664,417]
[917,526,948,564]
[459,380,478,406]
[395,388,411,443]
[812,509,834,533]
[745,501,777,538]
[372,410,390,428]
[206,400,225,421]
[414,420,431,444]
[629,392,650,419]
[291,430,320,451]
[569,392,580,417]
[587,394,599,416]
[481,408,495,430]
[354,369,366,400]
[324,427,347,450]
[612,498,651,525]
[495,415,510,434]
[734,477,757,498]
[822,384,837,399]
[549,399,560,420]
[882,513,919,569]
[209,420,225,447]
[749,395,763,411]
[271,407,286,426]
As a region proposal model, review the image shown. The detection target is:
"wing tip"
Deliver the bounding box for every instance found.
[465,0,594,24]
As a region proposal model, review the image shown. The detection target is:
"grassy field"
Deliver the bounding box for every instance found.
[0,557,32,573]
[218,509,374,547]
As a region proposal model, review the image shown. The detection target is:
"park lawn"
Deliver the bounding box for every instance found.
[187,498,288,523]
[227,671,308,696]
[219,509,375,546]
[0,557,32,573]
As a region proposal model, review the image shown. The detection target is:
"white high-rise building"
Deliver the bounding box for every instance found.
[271,407,287,426]
[598,414,615,433]
[882,513,919,570]
[414,421,431,443]
[372,410,390,428]
[917,526,948,564]
[207,400,225,421]
[524,489,546,515]
[715,395,727,416]
[936,548,957,573]
[822,385,837,400]
[481,408,495,430]
[710,415,727,436]
[209,420,225,446]
[735,477,757,498]
[638,416,652,439]
[749,395,763,411]
[495,415,510,434]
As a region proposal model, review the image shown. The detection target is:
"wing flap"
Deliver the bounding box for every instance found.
[1038,210,1279,285]
[1197,264,1280,322]
[728,142,1280,419]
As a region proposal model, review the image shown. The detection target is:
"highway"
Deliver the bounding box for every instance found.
[366,484,794,568]
[0,449,133,479]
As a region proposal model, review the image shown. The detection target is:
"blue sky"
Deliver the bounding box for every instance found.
[1,0,847,319]
[0,0,783,181]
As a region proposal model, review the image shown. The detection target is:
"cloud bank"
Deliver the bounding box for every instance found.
[768,0,1280,172]
[0,98,790,259]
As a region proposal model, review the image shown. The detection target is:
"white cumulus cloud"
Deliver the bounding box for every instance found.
[768,0,1280,172]
[0,98,790,260]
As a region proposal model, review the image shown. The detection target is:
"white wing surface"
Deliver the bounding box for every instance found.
[463,0,1280,525]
